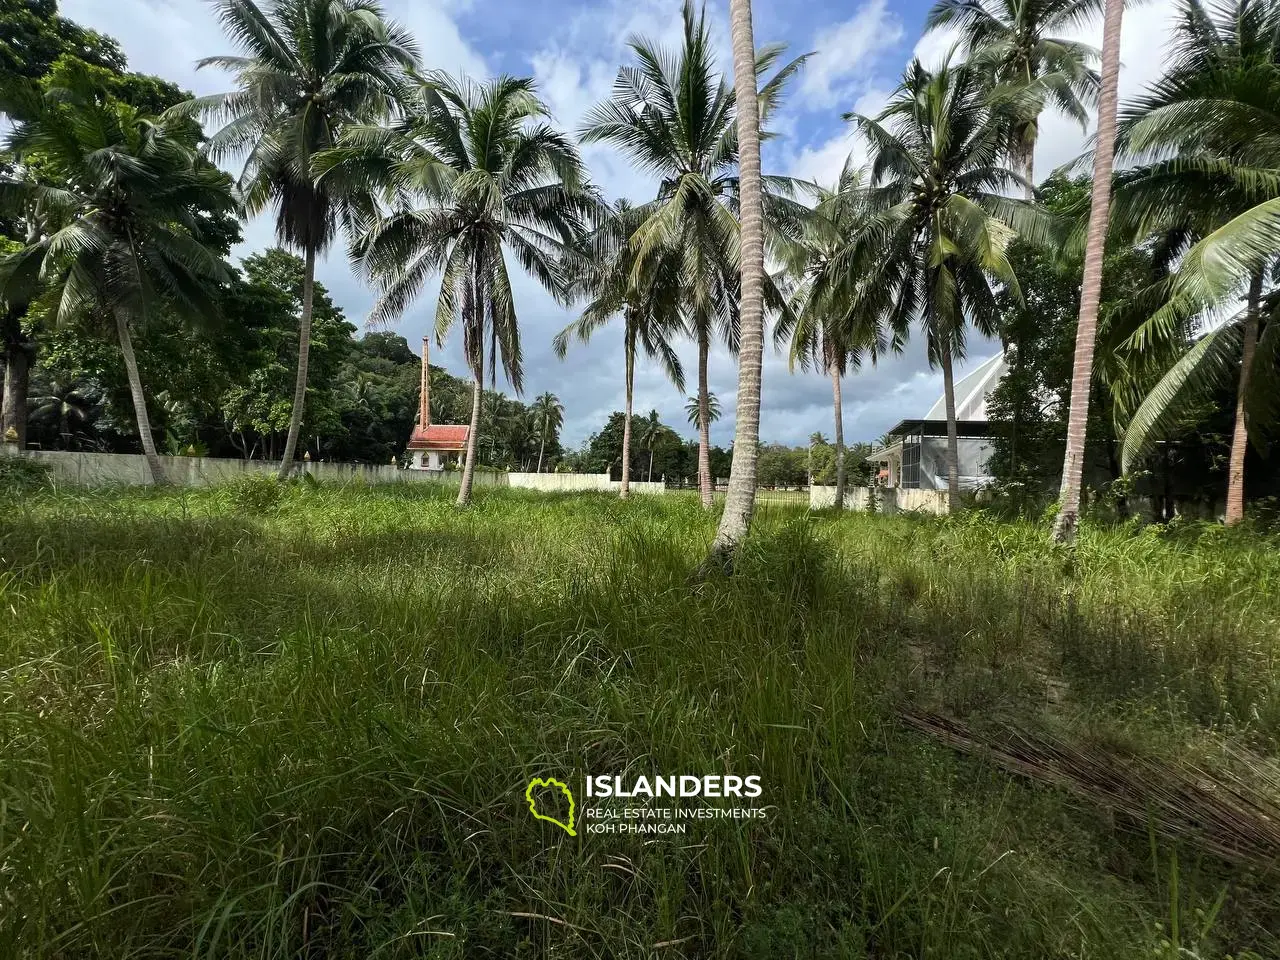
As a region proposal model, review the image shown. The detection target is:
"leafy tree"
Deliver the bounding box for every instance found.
[185,0,419,479]
[0,0,124,93]
[0,65,236,482]
[330,72,595,505]
[925,0,1102,197]
[581,0,807,509]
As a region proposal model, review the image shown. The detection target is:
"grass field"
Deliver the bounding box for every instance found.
[3,479,1279,958]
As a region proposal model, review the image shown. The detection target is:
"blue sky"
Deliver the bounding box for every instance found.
[61,0,1180,447]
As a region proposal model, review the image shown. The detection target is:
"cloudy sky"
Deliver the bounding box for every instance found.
[61,0,1183,447]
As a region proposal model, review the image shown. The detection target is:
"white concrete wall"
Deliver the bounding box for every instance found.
[508,473,665,495]
[5,450,665,495]
[4,449,502,488]
[809,485,949,515]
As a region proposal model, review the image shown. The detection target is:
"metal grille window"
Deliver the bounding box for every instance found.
[901,437,921,488]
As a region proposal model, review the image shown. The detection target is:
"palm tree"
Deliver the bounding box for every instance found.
[711,0,771,558]
[842,56,1042,511]
[687,392,721,426]
[183,0,419,480]
[1105,0,1280,528]
[531,391,564,473]
[29,378,95,448]
[556,201,685,498]
[581,0,808,508]
[324,73,595,506]
[775,159,892,511]
[926,0,1103,198]
[0,67,235,483]
[637,409,665,481]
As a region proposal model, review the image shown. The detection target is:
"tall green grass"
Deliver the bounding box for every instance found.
[1,481,1276,958]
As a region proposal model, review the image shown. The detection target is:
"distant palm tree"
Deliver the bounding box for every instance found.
[687,393,721,427]
[0,66,235,483]
[183,0,419,480]
[581,0,808,508]
[776,159,891,510]
[1051,0,1125,543]
[637,410,665,481]
[841,55,1043,510]
[556,201,685,498]
[30,379,94,448]
[926,0,1103,198]
[531,392,564,473]
[325,73,596,505]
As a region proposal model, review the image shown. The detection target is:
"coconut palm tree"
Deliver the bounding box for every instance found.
[555,201,685,499]
[0,67,236,483]
[29,378,95,448]
[926,0,1103,198]
[581,0,808,508]
[181,0,419,480]
[1104,0,1280,528]
[841,56,1043,511]
[531,391,564,473]
[775,159,893,511]
[710,0,771,558]
[323,73,596,506]
[637,409,665,481]
[686,393,721,427]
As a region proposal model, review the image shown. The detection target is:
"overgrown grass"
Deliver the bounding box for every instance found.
[2,481,1278,958]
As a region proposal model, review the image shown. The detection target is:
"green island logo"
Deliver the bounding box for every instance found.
[525,777,576,836]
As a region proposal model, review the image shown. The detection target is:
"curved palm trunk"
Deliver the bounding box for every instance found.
[708,0,766,563]
[1051,0,1124,545]
[536,430,546,473]
[115,310,167,485]
[1022,138,1036,202]
[939,337,960,511]
[831,361,846,511]
[277,246,316,480]
[457,360,484,507]
[2,341,31,447]
[697,329,714,508]
[620,323,635,499]
[1226,272,1263,525]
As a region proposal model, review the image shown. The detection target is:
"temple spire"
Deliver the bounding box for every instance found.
[420,336,431,429]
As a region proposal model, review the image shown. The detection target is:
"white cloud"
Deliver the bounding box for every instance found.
[787,88,888,186]
[912,23,963,71]
[799,0,904,109]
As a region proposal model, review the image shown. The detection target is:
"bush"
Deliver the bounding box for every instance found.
[0,455,51,494]
[220,473,286,512]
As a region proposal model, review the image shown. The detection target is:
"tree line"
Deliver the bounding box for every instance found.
[3,0,1279,555]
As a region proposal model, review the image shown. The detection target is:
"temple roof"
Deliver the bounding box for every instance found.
[407,423,470,450]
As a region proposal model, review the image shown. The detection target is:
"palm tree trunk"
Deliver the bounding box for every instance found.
[2,341,31,447]
[1051,0,1124,545]
[1022,139,1036,202]
[831,361,846,511]
[708,0,766,563]
[648,447,654,482]
[457,361,483,507]
[536,431,546,473]
[277,246,316,480]
[620,324,634,499]
[697,329,713,508]
[1226,271,1263,525]
[115,309,167,485]
[940,336,960,511]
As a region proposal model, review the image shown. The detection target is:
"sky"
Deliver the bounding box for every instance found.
[60,0,1184,448]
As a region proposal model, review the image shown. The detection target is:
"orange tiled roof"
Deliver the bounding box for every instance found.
[407,423,470,450]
